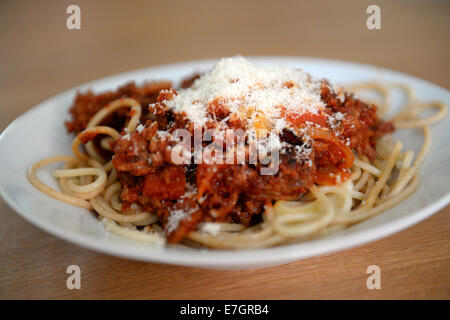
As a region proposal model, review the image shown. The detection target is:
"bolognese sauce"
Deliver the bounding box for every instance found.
[102,57,393,243]
[66,81,172,133]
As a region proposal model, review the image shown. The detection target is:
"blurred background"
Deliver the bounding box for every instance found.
[0,0,449,299]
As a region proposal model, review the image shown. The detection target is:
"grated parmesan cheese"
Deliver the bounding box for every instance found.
[165,209,189,234]
[335,112,344,121]
[156,130,170,139]
[136,124,145,133]
[159,56,325,130]
[165,205,198,234]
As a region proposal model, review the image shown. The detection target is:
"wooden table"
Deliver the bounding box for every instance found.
[1,0,449,299]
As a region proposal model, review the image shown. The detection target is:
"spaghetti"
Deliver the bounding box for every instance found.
[28,59,446,249]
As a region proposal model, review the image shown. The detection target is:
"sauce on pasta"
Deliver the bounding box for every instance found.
[28,57,447,249]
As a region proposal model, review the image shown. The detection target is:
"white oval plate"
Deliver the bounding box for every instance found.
[1,57,449,270]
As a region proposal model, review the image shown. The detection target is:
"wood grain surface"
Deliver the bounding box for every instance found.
[0,0,449,299]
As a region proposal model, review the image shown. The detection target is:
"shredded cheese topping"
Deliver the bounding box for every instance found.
[162,56,325,130]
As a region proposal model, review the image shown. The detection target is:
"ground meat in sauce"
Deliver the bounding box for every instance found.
[109,81,393,243]
[65,81,172,133]
[321,82,394,159]
[180,73,201,89]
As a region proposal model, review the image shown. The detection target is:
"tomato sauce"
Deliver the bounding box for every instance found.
[69,77,393,243]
